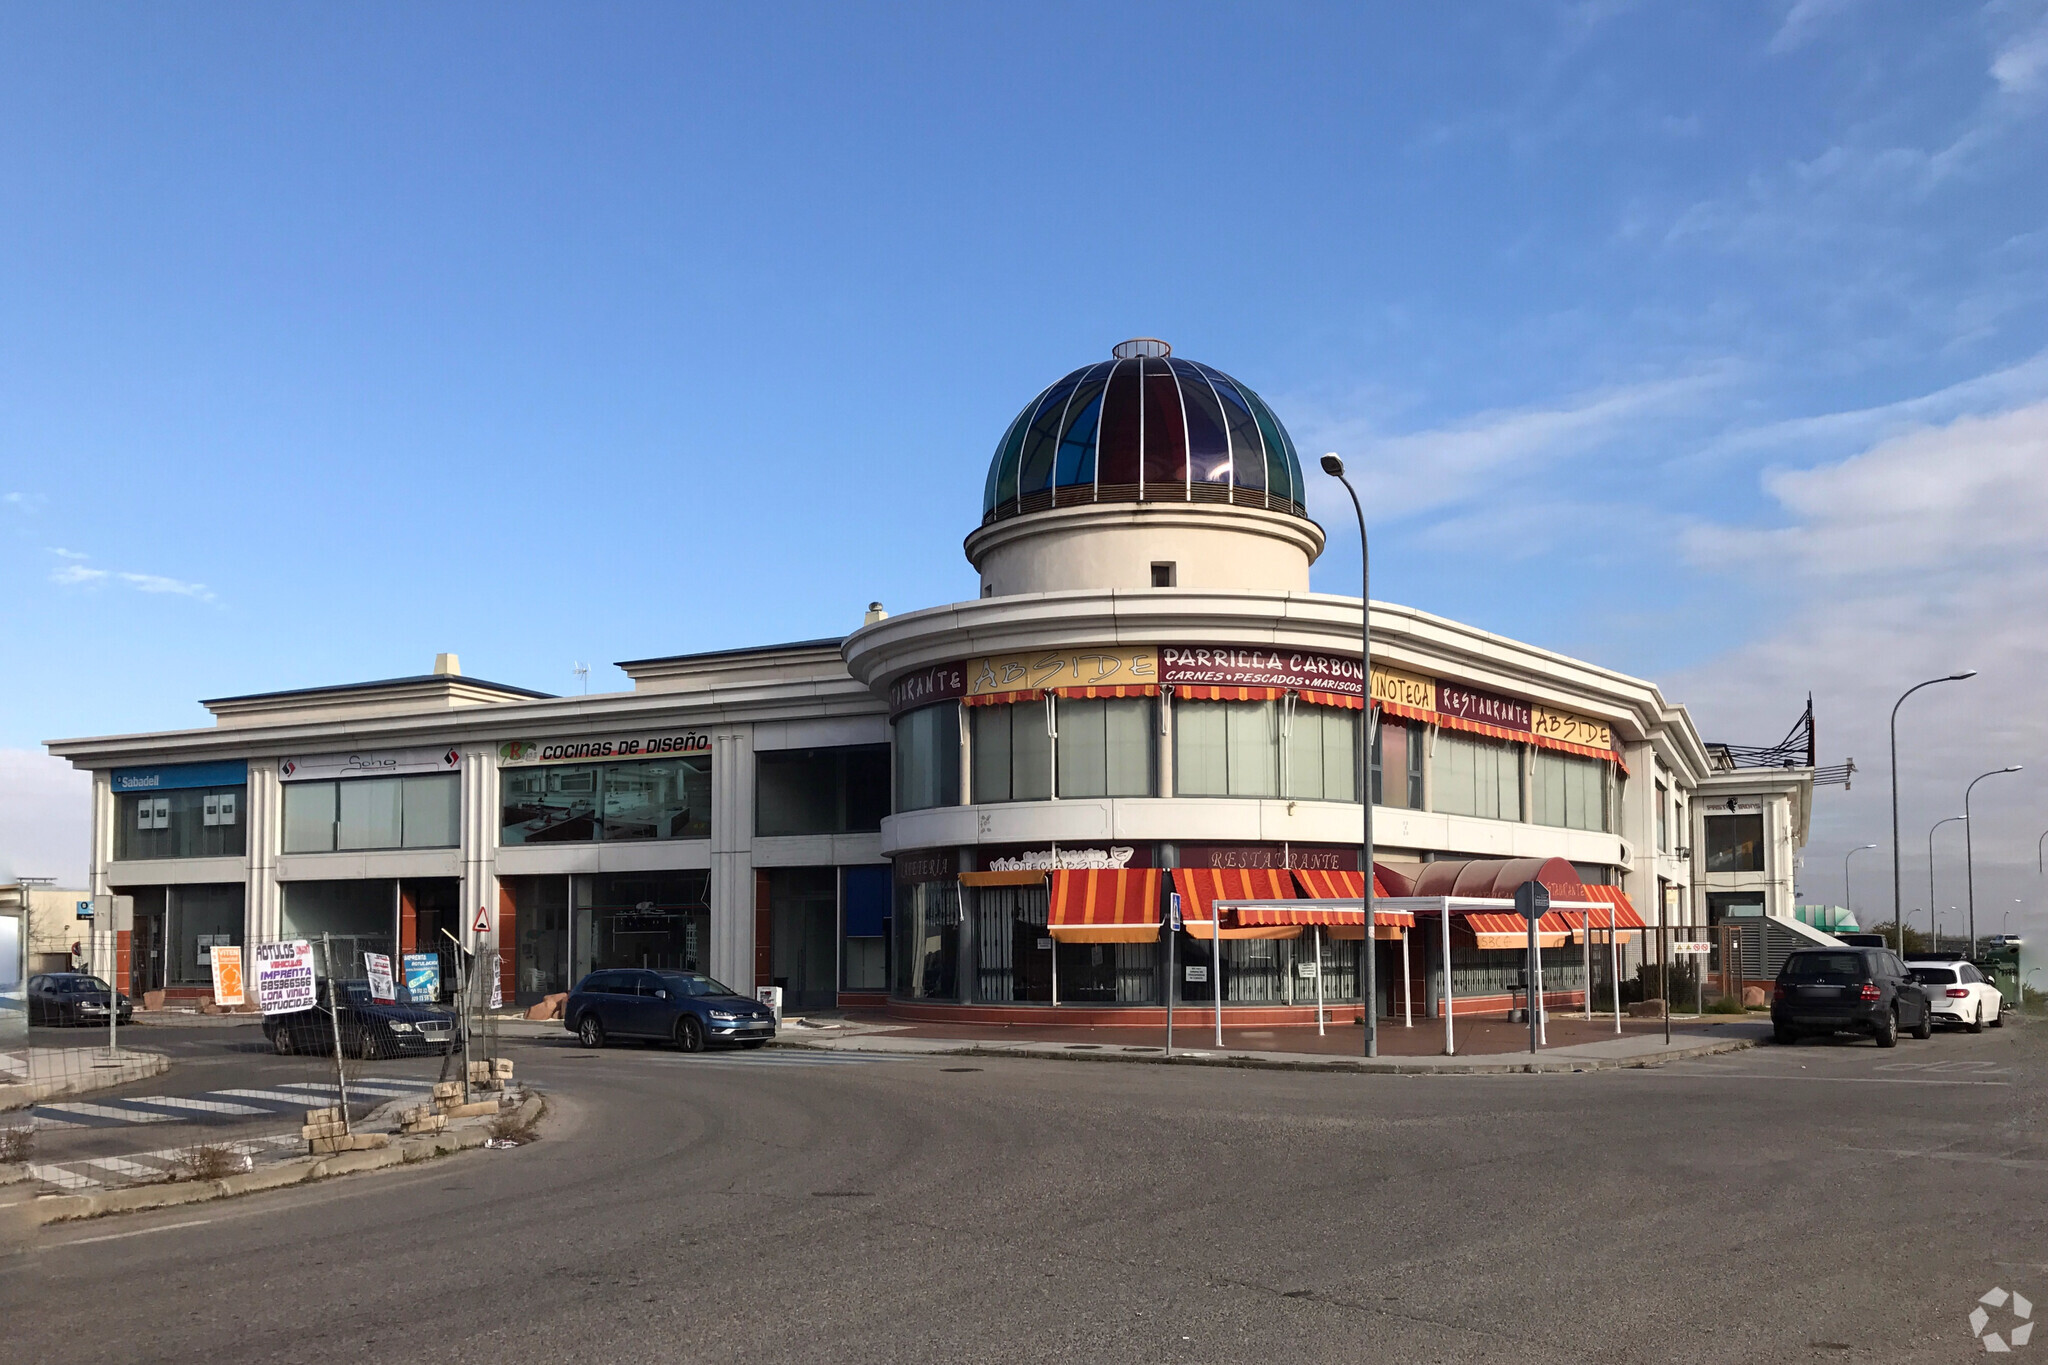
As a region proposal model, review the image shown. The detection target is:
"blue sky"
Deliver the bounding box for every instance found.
[5,1,2048,937]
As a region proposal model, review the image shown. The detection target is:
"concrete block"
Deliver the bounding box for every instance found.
[1743,986,1768,1008]
[304,1105,342,1125]
[443,1099,500,1118]
[300,1121,347,1140]
[431,1081,462,1100]
[491,1057,515,1078]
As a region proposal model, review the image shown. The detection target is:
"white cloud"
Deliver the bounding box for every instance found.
[1768,0,1866,55]
[1991,8,2048,94]
[46,551,216,603]
[0,749,91,887]
[4,492,48,514]
[1675,398,2048,940]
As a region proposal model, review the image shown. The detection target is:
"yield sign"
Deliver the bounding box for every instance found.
[472,905,491,934]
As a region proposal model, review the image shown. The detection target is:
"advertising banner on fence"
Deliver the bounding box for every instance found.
[364,952,396,1003]
[254,940,316,1015]
[209,944,245,1007]
[403,953,441,1003]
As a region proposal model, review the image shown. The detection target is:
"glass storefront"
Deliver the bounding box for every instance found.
[283,773,460,852]
[756,745,890,835]
[842,866,891,991]
[504,875,571,1000]
[500,758,711,846]
[893,875,960,1000]
[893,704,960,812]
[571,871,711,981]
[281,879,396,979]
[115,785,248,860]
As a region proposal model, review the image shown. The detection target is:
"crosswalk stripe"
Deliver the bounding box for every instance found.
[109,1096,273,1117]
[82,1155,166,1179]
[272,1080,432,1096]
[36,1102,176,1124]
[26,1164,100,1190]
[214,1088,340,1106]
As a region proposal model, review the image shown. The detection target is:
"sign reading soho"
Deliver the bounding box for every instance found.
[498,731,711,766]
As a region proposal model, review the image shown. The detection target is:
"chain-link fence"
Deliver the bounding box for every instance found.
[1,934,528,1195]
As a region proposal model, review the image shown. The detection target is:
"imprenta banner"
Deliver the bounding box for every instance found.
[255,940,316,1015]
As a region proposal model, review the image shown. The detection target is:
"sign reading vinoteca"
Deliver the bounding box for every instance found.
[1158,647,1362,694]
[987,846,1136,871]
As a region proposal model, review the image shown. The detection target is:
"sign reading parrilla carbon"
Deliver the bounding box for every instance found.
[497,732,711,766]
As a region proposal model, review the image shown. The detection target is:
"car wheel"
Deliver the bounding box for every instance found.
[1991,1007,2004,1029]
[1874,1009,1899,1048]
[1967,1002,1984,1034]
[271,1028,294,1056]
[1911,1008,1932,1040]
[674,1014,705,1053]
[1772,1023,1801,1045]
[575,1013,605,1049]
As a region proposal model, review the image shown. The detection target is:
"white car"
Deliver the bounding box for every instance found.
[1906,959,2004,1033]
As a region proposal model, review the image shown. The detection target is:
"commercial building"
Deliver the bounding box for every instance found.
[46,339,1818,1022]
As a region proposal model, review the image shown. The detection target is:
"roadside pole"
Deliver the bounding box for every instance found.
[1609,904,1621,1034]
[1517,882,1549,1055]
[320,934,351,1134]
[1661,922,1671,1046]
[444,929,470,1104]
[1440,899,1456,1056]
[1314,926,1326,1037]
[1165,893,1179,1059]
[1212,912,1223,1050]
[1582,913,1593,1021]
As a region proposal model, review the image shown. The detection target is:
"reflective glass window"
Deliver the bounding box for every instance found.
[1096,358,1143,486]
[1053,364,1110,489]
[1433,732,1521,820]
[755,745,890,836]
[991,387,1047,512]
[1284,704,1358,802]
[1704,815,1764,872]
[1140,359,1189,493]
[1017,373,1083,498]
[401,773,462,848]
[499,760,710,844]
[1250,393,1298,504]
[1532,750,1608,832]
[114,787,248,861]
[894,876,960,1001]
[281,783,339,854]
[1174,699,1279,797]
[1056,697,1157,798]
[971,700,1051,802]
[1200,366,1267,492]
[1171,359,1232,486]
[893,703,961,812]
[337,778,403,851]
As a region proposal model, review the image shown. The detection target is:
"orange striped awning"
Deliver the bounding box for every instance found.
[964,689,1042,708]
[1568,884,1646,931]
[1171,868,1299,939]
[1047,869,1162,943]
[1283,869,1417,929]
[1297,688,1364,710]
[959,869,1048,888]
[1173,685,1288,703]
[1460,912,1572,950]
[1049,683,1159,700]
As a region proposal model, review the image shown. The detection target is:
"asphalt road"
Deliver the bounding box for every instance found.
[5,1019,2044,1363]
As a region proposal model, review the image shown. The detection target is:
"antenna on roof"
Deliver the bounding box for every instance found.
[572,662,589,694]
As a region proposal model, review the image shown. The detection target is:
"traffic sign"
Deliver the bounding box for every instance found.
[1672,941,1712,956]
[1513,880,1550,921]
[472,905,491,934]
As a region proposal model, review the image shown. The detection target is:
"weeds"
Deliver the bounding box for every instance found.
[0,1127,33,1165]
[1704,996,1748,1015]
[171,1143,251,1182]
[486,1096,544,1145]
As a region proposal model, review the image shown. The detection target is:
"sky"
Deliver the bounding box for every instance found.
[3,2,2046,949]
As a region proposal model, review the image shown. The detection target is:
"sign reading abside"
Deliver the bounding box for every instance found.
[967,647,1157,699]
[278,746,460,782]
[498,732,710,766]
[364,952,396,1003]
[1531,706,1613,751]
[254,941,316,1015]
[210,945,245,1008]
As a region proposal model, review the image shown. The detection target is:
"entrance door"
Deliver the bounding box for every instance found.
[768,868,837,1011]
[132,905,167,994]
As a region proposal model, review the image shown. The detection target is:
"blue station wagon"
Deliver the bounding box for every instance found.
[566,969,776,1052]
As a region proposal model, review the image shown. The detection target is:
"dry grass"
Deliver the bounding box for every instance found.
[486,1096,544,1145]
[0,1127,33,1164]
[170,1143,249,1182]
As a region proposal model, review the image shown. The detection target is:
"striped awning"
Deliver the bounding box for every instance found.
[959,869,1049,888]
[1283,869,1417,929]
[964,689,1042,708]
[1172,868,1299,939]
[1297,688,1364,710]
[1173,684,1289,703]
[1047,869,1162,943]
[1049,683,1159,700]
[1460,912,1572,950]
[1574,884,1646,930]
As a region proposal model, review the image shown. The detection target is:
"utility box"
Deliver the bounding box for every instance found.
[756,985,783,1025]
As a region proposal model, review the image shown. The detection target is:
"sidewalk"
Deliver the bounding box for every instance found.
[0,1048,170,1112]
[769,1013,1768,1074]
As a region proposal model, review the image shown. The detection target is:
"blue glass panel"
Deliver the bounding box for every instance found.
[1245,387,1299,505]
[1053,362,1110,489]
[1096,358,1142,487]
[1198,364,1267,492]
[991,384,1050,512]
[1169,359,1231,485]
[1018,369,1086,497]
[1140,359,1188,493]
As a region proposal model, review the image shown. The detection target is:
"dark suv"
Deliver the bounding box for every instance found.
[1772,947,1932,1047]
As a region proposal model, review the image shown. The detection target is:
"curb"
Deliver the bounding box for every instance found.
[9,1091,545,1232]
[772,1034,1758,1075]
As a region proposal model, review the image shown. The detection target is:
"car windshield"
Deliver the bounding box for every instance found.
[1782,952,1865,982]
[661,972,739,998]
[59,977,109,994]
[1908,966,1958,985]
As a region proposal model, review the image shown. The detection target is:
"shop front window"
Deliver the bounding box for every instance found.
[571,871,710,979]
[1370,719,1424,808]
[1532,751,1609,832]
[893,876,960,1000]
[893,704,961,812]
[280,879,396,978]
[1174,700,1278,797]
[115,787,248,861]
[756,745,890,835]
[503,875,571,1001]
[1432,732,1521,821]
[1283,702,1358,802]
[499,759,710,846]
[1175,932,1360,1004]
[283,774,461,853]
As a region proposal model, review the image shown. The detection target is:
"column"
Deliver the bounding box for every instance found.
[460,746,500,957]
[709,728,757,991]
[244,762,283,941]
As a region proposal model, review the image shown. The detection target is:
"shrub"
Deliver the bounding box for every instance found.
[0,1128,33,1165]
[171,1143,249,1182]
[1704,996,1748,1015]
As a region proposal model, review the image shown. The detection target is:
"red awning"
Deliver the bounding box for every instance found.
[1283,869,1417,929]
[1172,684,1289,703]
[959,870,1048,888]
[1172,868,1300,939]
[1459,912,1572,950]
[964,690,1042,708]
[1047,869,1160,943]
[1296,688,1364,710]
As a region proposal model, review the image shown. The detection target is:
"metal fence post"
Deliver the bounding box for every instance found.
[321,933,351,1134]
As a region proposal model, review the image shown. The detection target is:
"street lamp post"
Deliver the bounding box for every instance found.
[1320,453,1376,1060]
[2037,828,2047,876]
[1927,815,1966,955]
[1889,673,1977,949]
[1843,843,1876,927]
[1965,765,2023,957]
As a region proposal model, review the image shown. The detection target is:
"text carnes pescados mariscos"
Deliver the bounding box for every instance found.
[1158,647,1363,695]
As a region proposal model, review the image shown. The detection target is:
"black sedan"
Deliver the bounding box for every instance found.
[1771,947,1933,1047]
[565,969,776,1051]
[263,978,459,1059]
[26,973,133,1027]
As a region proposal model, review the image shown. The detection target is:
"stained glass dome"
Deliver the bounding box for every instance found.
[980,340,1308,526]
